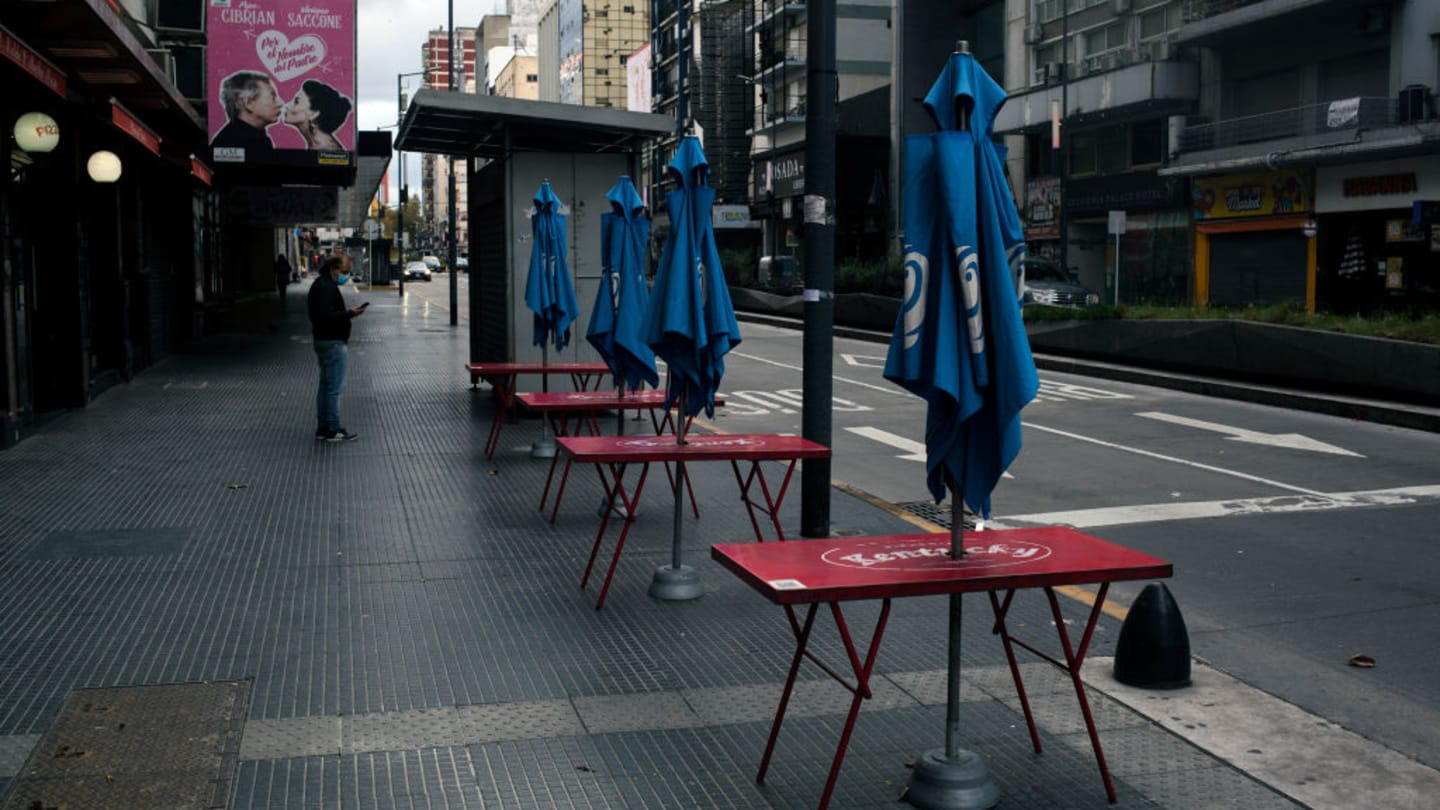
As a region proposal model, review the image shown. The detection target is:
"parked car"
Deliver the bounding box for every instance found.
[403,261,433,282]
[455,256,469,272]
[422,255,443,273]
[1021,258,1099,308]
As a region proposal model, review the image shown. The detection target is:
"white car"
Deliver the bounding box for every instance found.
[403,261,433,282]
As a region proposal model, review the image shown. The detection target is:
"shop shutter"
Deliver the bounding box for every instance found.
[1209,230,1307,307]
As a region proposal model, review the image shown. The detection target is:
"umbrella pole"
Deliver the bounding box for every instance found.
[531,344,556,458]
[649,383,702,601]
[903,484,998,809]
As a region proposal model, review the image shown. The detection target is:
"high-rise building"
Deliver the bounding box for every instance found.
[421,26,478,256]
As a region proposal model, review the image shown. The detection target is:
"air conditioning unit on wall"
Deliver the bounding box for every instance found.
[1045,62,1062,84]
[1025,24,1043,44]
[145,48,177,84]
[1112,0,1132,13]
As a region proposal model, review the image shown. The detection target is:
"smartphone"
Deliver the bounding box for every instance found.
[358,301,371,309]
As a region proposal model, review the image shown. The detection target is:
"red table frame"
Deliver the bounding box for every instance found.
[519,390,724,522]
[464,362,610,459]
[711,528,1172,809]
[557,434,831,609]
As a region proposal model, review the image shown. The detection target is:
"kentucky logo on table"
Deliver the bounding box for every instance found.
[206,0,356,166]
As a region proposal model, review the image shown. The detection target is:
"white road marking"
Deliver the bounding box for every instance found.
[994,484,1440,529]
[845,426,1015,477]
[729,351,904,395]
[1137,411,1364,457]
[846,427,926,461]
[1026,422,1331,496]
[840,353,886,369]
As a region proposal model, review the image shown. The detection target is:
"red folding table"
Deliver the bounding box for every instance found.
[711,528,1172,809]
[557,433,831,609]
[464,361,610,459]
[518,390,725,521]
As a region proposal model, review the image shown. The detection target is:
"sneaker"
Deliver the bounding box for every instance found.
[325,428,359,442]
[315,428,330,441]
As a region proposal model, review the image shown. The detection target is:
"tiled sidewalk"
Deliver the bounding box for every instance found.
[0,285,1300,808]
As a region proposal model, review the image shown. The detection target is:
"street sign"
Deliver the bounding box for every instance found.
[362,218,381,240]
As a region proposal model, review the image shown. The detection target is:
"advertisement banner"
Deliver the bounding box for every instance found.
[206,0,356,166]
[1024,176,1060,240]
[1191,170,1311,219]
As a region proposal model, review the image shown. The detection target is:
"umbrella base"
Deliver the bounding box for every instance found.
[648,565,703,601]
[530,440,557,459]
[598,497,636,520]
[904,748,998,810]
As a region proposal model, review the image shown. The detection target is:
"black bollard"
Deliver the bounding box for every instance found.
[1114,582,1191,689]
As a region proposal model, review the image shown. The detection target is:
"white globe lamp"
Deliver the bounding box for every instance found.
[87,150,122,183]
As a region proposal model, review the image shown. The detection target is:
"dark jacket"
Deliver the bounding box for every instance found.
[308,273,353,342]
[210,119,274,154]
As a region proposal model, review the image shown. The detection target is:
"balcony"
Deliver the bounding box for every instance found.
[1176,0,1379,48]
[745,1,807,36]
[1178,97,1395,151]
[997,59,1199,135]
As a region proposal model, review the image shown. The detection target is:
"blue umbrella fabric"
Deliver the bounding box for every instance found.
[883,52,1039,515]
[646,137,742,420]
[586,176,658,392]
[525,181,580,352]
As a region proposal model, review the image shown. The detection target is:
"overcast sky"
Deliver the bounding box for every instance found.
[355,0,506,204]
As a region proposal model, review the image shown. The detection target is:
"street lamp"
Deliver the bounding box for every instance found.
[396,69,440,299]
[447,1,459,327]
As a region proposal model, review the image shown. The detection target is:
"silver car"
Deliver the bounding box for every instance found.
[1022,259,1099,308]
[403,261,433,282]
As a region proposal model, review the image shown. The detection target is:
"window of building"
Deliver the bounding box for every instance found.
[1084,22,1126,57]
[1131,119,1165,166]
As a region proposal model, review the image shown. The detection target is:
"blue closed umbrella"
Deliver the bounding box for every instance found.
[525,181,580,353]
[642,136,742,602]
[586,176,658,393]
[646,137,741,420]
[883,52,1038,516]
[882,48,1039,805]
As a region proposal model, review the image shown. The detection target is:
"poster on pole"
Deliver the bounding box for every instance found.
[206,0,356,167]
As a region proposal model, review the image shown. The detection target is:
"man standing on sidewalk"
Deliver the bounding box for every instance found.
[308,254,367,442]
[274,253,292,316]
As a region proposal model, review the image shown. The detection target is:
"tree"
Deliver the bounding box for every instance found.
[382,199,423,259]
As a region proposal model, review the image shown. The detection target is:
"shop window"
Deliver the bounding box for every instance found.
[1070,132,1099,176]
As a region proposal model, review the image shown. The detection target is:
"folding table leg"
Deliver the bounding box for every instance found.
[988,589,1043,754]
[731,459,799,541]
[538,415,573,515]
[757,599,892,810]
[483,375,517,460]
[1045,584,1117,803]
[581,462,650,609]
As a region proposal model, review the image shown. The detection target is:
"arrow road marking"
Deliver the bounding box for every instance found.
[1136,411,1365,457]
[840,353,887,369]
[844,427,1015,478]
[847,426,926,461]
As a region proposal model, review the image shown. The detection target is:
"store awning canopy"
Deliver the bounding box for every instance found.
[4,0,204,157]
[395,89,675,158]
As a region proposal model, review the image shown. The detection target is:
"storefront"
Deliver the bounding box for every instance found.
[1191,169,1316,312]
[1065,172,1191,306]
[1313,157,1440,315]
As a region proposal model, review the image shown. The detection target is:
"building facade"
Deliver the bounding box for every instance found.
[998,0,1440,314]
[421,26,478,255]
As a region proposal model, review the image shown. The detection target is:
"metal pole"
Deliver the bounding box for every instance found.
[800,0,836,538]
[396,74,406,299]
[447,4,459,326]
[1058,2,1069,275]
[675,0,687,134]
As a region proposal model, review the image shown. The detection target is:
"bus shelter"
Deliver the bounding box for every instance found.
[396,89,673,366]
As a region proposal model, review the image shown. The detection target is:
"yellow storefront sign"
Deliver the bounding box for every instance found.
[1192,170,1312,219]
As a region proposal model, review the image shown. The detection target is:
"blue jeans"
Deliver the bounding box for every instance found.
[314,340,348,431]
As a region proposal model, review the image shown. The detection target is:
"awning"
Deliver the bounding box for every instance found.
[395,89,674,158]
[2,0,204,157]
[336,131,393,231]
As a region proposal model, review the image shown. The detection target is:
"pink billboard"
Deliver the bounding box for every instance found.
[206,0,356,165]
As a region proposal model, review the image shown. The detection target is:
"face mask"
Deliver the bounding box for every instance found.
[336,273,350,285]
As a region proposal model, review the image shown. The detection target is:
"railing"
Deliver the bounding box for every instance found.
[1180,0,1271,23]
[1178,97,1395,152]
